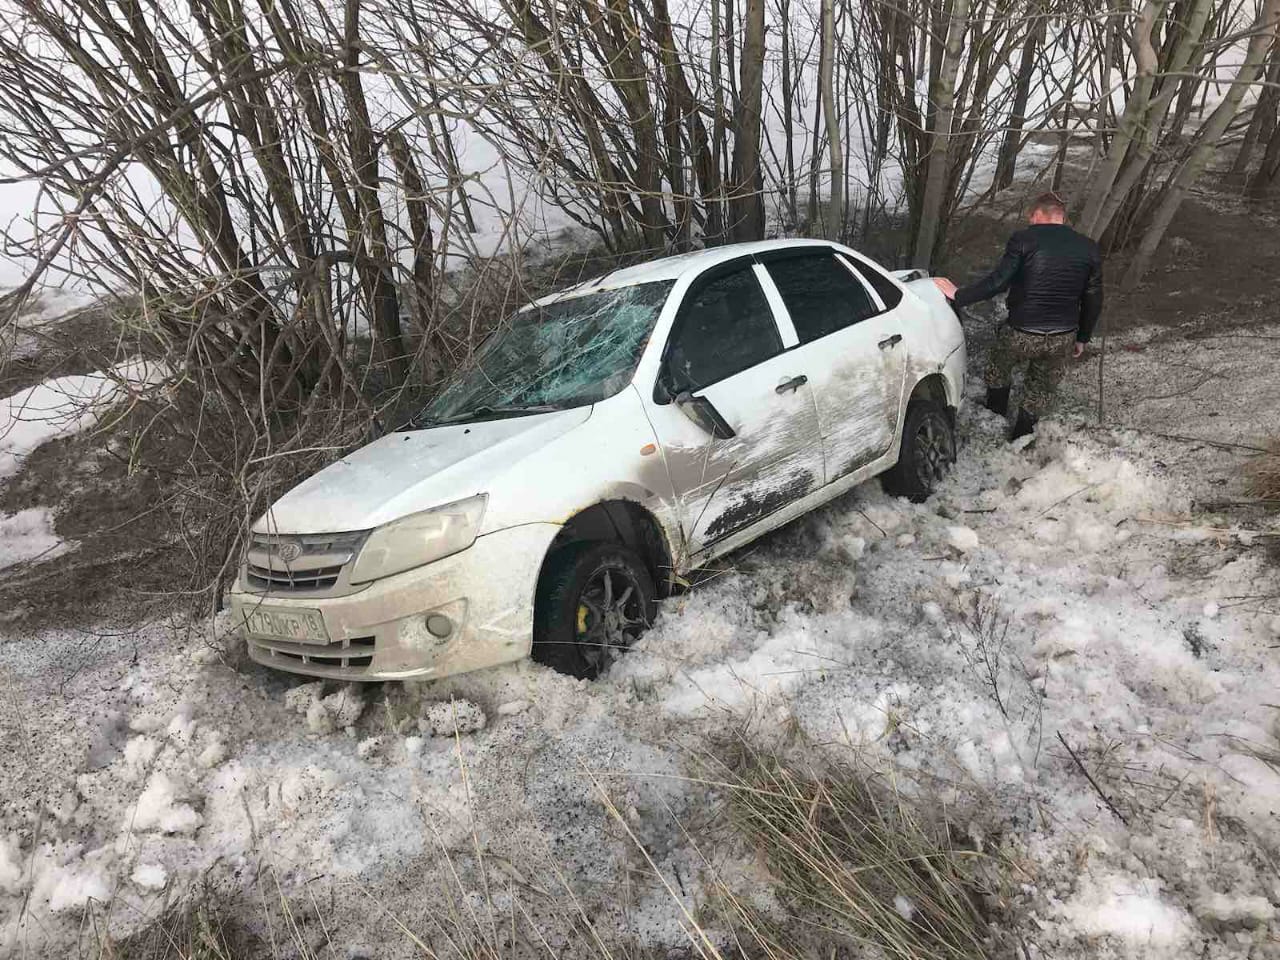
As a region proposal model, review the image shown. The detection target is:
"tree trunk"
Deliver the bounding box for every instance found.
[1089,0,1212,239]
[779,0,798,227]
[1248,112,1280,194]
[819,0,843,239]
[1231,45,1280,176]
[994,9,1046,191]
[343,0,407,384]
[1124,0,1280,286]
[709,0,727,244]
[912,0,969,268]
[1078,0,1166,237]
[728,0,767,241]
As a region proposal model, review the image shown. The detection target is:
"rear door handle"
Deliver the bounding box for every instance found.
[879,334,903,350]
[775,375,808,395]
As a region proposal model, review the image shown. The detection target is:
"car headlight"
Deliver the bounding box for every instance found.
[349,494,487,584]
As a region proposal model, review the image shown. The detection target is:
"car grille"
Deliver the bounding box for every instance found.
[250,635,376,673]
[243,531,366,596]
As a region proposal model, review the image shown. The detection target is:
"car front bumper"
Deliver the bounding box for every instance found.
[229,523,561,682]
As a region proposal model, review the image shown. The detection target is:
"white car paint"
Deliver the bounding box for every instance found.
[230,239,966,681]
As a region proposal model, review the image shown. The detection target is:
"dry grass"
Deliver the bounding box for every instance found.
[705,742,996,960]
[93,885,239,960]
[1246,439,1280,502]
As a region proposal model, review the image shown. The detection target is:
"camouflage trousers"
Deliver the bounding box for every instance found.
[984,325,1075,417]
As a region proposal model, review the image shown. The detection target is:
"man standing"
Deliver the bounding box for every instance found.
[933,192,1103,441]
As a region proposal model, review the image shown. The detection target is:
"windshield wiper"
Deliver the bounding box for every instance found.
[415,403,562,427]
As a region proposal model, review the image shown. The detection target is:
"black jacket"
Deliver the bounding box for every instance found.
[953,223,1104,342]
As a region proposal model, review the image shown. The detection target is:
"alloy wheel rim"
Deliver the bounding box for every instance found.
[913,414,954,491]
[575,567,645,673]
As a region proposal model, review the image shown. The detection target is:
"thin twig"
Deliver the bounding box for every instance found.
[1057,731,1129,826]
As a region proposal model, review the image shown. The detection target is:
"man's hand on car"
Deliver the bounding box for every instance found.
[933,277,958,300]
[1073,341,1086,359]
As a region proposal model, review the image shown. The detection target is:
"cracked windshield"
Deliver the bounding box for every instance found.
[422,280,675,423]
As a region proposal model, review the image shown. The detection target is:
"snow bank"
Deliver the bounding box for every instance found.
[0,372,117,479]
[0,507,68,569]
[4,408,1279,957]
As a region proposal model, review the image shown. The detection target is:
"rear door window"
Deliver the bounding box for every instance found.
[663,265,783,392]
[764,253,879,344]
[840,255,904,310]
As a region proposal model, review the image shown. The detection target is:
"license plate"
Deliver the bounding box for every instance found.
[241,605,329,644]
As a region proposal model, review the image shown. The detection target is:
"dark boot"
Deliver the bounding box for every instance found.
[1009,407,1038,442]
[983,386,1011,417]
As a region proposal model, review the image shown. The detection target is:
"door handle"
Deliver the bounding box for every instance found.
[775,375,808,395]
[879,334,903,350]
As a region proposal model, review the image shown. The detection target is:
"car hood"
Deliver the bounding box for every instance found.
[254,407,593,534]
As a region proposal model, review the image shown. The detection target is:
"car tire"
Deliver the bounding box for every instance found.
[532,542,657,680]
[881,395,957,503]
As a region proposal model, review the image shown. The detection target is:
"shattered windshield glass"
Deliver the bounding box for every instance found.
[422,280,674,424]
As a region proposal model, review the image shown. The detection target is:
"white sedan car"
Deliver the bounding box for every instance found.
[230,239,965,681]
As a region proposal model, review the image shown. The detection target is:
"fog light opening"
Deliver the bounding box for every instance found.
[425,614,453,639]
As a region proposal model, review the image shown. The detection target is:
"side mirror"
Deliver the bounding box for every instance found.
[674,391,736,439]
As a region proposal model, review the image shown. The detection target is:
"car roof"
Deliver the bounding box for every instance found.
[534,238,840,305]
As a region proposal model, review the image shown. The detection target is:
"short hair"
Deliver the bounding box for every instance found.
[1030,191,1068,219]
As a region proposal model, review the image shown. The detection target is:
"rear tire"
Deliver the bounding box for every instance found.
[532,542,656,680]
[881,395,957,503]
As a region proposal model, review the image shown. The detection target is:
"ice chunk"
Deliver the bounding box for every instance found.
[301,686,367,734]
[947,526,980,553]
[420,699,487,736]
[122,736,160,782]
[285,681,325,715]
[893,895,915,920]
[197,736,226,769]
[125,772,202,834]
[131,863,167,891]
[1202,602,1220,619]
[45,858,112,913]
[322,688,366,728]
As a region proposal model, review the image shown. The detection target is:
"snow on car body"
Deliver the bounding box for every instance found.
[230,239,966,681]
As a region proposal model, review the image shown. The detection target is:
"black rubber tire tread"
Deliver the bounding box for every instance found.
[532,541,656,679]
[881,394,956,503]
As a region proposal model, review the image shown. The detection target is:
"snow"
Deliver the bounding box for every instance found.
[0,372,118,479]
[0,507,67,569]
[0,834,23,896]
[1057,873,1196,954]
[2,322,1279,957]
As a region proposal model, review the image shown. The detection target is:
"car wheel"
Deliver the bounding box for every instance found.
[881,396,956,503]
[532,542,656,680]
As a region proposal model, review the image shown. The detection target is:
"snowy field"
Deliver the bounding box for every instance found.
[1,306,1279,957]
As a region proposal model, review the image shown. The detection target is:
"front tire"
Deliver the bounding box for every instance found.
[881,396,956,503]
[532,542,656,680]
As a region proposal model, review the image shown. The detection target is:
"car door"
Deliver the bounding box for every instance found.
[756,248,909,481]
[643,259,825,559]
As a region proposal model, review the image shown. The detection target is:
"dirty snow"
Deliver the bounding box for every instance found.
[1,322,1279,957]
